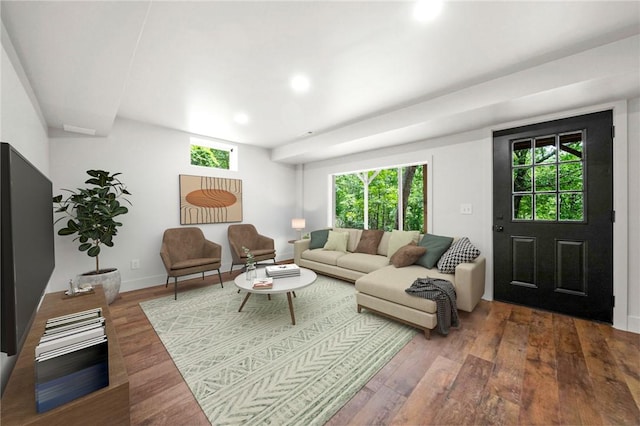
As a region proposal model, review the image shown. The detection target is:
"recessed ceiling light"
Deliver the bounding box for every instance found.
[413,0,443,22]
[234,113,249,125]
[291,74,311,93]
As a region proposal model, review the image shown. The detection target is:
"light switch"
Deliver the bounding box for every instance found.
[460,204,473,215]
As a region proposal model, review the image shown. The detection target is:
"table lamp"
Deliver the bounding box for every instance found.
[291,218,306,241]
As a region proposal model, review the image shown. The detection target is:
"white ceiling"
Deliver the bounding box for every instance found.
[2,1,639,164]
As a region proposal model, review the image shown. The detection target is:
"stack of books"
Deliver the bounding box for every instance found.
[266,264,301,278]
[252,277,273,289]
[34,308,109,413]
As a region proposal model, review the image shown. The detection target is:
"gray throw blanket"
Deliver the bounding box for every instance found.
[405,277,459,335]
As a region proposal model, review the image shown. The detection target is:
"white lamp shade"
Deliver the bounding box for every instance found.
[291,218,306,230]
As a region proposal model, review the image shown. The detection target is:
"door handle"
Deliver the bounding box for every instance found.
[494,225,504,232]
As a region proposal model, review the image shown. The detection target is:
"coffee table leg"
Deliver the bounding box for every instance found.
[238,292,251,312]
[287,292,296,325]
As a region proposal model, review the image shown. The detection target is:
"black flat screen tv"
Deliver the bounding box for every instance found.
[1,142,55,356]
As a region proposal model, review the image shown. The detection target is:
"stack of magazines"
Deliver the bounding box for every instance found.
[34,308,109,413]
[266,264,301,278]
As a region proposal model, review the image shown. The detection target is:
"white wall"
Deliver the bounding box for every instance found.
[0,29,50,393]
[48,117,298,293]
[302,101,640,333]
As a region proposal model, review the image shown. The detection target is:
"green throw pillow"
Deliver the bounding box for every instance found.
[415,233,454,269]
[323,230,349,252]
[309,229,330,249]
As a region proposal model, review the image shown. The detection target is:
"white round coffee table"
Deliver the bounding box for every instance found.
[234,266,317,325]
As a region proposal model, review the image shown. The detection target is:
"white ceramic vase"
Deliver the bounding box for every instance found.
[76,268,121,304]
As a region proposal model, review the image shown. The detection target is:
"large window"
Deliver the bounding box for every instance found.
[334,164,427,231]
[190,138,238,171]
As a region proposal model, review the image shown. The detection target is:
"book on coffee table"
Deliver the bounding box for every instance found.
[252,277,273,289]
[266,264,300,277]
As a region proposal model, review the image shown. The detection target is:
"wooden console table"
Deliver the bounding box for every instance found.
[1,285,130,425]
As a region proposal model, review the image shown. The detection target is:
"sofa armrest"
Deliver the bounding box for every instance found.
[453,255,486,312]
[294,239,311,264]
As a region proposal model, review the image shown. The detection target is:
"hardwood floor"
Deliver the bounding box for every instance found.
[110,273,640,425]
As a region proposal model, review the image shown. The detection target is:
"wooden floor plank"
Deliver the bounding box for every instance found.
[575,318,640,425]
[433,354,493,425]
[554,314,604,425]
[107,276,640,426]
[519,309,560,425]
[389,355,461,425]
[484,320,529,405]
[468,301,512,362]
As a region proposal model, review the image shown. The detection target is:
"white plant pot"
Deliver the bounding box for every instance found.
[76,268,121,304]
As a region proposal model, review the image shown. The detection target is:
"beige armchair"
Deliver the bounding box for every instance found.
[228,224,276,272]
[160,227,223,300]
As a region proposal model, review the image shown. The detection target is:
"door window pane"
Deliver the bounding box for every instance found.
[559,132,583,162]
[513,195,533,220]
[513,139,532,166]
[535,194,557,221]
[559,193,584,221]
[559,162,583,191]
[513,168,532,192]
[535,136,556,164]
[534,165,557,192]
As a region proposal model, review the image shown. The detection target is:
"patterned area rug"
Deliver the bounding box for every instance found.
[140,275,416,425]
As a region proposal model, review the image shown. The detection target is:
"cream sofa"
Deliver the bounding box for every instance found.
[293,228,486,338]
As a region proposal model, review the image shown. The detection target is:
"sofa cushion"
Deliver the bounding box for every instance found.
[324,230,349,252]
[377,232,392,256]
[333,228,362,252]
[387,230,420,258]
[390,242,427,268]
[355,229,385,255]
[355,265,439,314]
[415,233,454,269]
[337,253,391,274]
[302,248,346,266]
[309,229,330,249]
[437,237,480,273]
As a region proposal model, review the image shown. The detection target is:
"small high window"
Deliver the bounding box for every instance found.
[190,138,237,171]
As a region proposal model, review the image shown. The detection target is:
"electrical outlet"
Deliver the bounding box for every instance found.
[460,204,473,215]
[131,259,140,270]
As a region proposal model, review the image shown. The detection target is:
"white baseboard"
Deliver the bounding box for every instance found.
[627,315,640,334]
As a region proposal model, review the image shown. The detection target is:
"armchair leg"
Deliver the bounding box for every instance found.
[217,269,223,288]
[174,277,178,300]
[202,272,205,280]
[229,264,235,274]
[165,276,170,287]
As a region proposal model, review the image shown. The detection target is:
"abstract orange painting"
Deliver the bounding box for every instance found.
[179,175,243,224]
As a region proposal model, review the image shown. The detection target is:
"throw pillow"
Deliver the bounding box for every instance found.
[437,237,481,273]
[323,230,349,252]
[415,233,454,269]
[309,229,330,249]
[355,229,384,255]
[387,230,420,258]
[390,242,427,268]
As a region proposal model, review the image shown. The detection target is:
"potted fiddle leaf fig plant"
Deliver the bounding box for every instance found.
[52,170,131,304]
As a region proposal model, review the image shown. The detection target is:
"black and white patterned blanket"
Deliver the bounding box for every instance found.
[405,277,459,335]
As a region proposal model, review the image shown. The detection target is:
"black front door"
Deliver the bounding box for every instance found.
[493,110,614,323]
